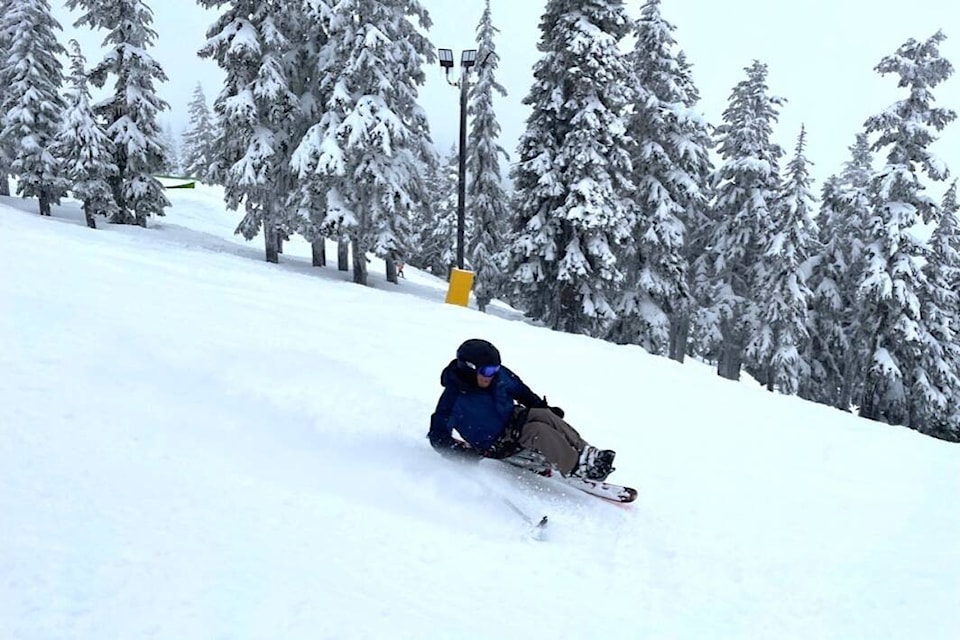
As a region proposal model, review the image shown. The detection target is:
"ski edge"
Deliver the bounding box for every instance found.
[501,456,638,504]
[551,472,638,504]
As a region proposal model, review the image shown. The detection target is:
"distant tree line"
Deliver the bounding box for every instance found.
[0,0,956,441]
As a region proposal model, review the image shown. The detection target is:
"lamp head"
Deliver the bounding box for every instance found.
[438,48,454,69]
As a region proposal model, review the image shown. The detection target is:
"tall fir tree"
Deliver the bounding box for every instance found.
[410,146,459,277]
[0,0,14,196]
[0,0,67,216]
[857,31,956,427]
[803,134,874,409]
[506,0,635,336]
[158,122,182,175]
[67,0,170,227]
[746,126,817,393]
[198,1,306,263]
[181,83,218,183]
[291,0,435,285]
[915,180,960,439]
[53,39,118,229]
[612,0,712,359]
[466,0,510,312]
[804,174,844,400]
[281,4,331,268]
[697,60,784,380]
[675,49,716,364]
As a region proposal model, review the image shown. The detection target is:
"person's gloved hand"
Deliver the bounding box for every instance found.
[542,396,564,419]
[430,435,481,462]
[448,440,482,461]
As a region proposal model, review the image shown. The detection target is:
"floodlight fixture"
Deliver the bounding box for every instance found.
[438,48,454,69]
[436,47,484,270]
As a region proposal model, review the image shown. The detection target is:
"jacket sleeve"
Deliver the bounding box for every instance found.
[428,386,457,447]
[428,387,481,460]
[510,370,548,410]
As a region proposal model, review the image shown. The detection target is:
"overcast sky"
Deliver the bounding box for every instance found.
[52,0,959,193]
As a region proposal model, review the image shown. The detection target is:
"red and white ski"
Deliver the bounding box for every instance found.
[501,451,638,504]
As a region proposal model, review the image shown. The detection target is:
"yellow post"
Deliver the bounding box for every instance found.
[444,268,474,307]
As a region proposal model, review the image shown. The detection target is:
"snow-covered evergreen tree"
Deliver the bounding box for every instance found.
[466,0,510,312]
[0,0,14,197]
[67,0,170,226]
[291,0,435,285]
[159,122,182,176]
[915,180,960,439]
[0,0,67,216]
[803,134,873,409]
[612,0,712,359]
[506,0,635,336]
[277,6,330,268]
[698,60,784,380]
[746,126,817,393]
[804,174,844,400]
[410,146,459,277]
[53,39,118,229]
[198,1,306,263]
[675,49,716,363]
[858,31,956,427]
[181,83,218,183]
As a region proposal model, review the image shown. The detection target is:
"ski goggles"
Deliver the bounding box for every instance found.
[462,360,501,377]
[477,364,501,377]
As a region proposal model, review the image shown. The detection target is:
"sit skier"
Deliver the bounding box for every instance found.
[428,338,615,480]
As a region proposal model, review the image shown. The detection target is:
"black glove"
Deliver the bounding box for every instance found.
[541,396,564,419]
[429,434,481,462]
[445,440,482,462]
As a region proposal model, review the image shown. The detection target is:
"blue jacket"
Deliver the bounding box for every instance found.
[428,360,544,453]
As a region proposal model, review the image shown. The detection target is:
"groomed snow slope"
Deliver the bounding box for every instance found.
[2,186,958,640]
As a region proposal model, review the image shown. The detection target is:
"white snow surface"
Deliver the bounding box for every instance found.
[2,184,958,640]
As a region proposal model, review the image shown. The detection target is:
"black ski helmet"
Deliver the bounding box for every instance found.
[456,338,501,370]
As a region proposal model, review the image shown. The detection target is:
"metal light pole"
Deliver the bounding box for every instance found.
[438,48,477,270]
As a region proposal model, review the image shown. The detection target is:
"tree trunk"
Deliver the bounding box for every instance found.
[837,352,858,411]
[669,314,689,363]
[385,255,398,284]
[311,238,326,267]
[264,225,279,264]
[0,174,9,196]
[555,284,580,334]
[351,237,367,285]
[717,330,743,381]
[859,377,882,422]
[338,237,349,271]
[109,173,124,216]
[83,200,97,229]
[39,191,51,217]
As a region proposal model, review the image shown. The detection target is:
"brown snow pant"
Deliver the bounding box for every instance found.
[516,407,586,475]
